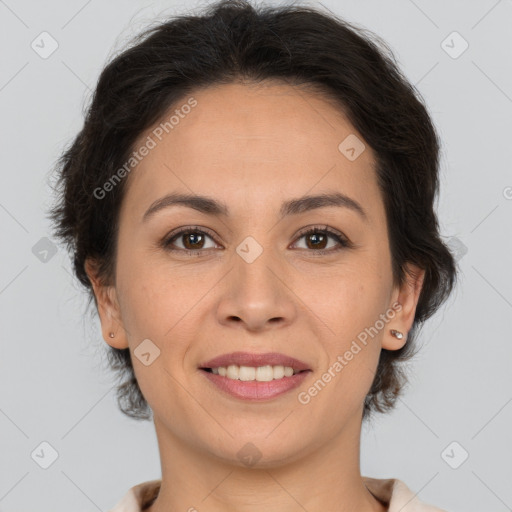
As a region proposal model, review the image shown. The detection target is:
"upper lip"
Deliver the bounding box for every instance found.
[200,352,311,371]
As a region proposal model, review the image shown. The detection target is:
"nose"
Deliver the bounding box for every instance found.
[215,243,297,332]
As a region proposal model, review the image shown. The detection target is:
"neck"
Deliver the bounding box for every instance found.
[145,410,387,512]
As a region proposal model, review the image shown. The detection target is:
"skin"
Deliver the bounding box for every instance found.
[86,81,424,512]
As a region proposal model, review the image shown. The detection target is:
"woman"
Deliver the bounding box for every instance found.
[49,0,456,510]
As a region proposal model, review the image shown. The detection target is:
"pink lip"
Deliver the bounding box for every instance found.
[200,351,310,371]
[200,369,311,401]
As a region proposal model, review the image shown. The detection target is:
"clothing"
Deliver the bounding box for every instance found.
[108,476,448,511]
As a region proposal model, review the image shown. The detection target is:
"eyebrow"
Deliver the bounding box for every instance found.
[142,191,367,222]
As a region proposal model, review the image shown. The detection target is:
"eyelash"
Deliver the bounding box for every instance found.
[161,225,352,256]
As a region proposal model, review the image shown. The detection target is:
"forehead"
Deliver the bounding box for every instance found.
[122,81,380,219]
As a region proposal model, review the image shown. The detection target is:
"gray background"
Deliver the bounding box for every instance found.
[0,0,511,510]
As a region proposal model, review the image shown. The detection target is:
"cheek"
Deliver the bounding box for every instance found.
[115,244,170,343]
[118,270,193,341]
[309,261,391,335]
[303,262,393,403]
[309,276,389,410]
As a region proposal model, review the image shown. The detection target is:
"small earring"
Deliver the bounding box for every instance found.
[109,332,115,338]
[390,329,404,339]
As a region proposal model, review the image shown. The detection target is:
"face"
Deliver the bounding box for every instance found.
[87,81,423,466]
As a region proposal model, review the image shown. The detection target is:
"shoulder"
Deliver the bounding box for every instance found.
[363,476,449,512]
[108,480,161,512]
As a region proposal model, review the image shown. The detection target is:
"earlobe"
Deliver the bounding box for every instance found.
[95,299,129,349]
[382,263,425,351]
[383,324,407,351]
[84,258,129,349]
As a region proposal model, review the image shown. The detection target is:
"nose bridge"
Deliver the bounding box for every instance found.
[234,233,282,297]
[216,232,296,330]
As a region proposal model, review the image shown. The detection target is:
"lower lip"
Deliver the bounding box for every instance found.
[200,369,311,401]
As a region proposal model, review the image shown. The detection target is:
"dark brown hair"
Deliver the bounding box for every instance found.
[49,0,457,422]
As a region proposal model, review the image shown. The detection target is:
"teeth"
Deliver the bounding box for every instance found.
[227,365,239,379]
[209,364,301,381]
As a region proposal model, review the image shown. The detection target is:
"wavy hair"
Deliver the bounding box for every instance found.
[49,0,457,421]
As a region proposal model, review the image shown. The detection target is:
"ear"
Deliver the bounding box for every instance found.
[84,258,129,349]
[382,263,425,351]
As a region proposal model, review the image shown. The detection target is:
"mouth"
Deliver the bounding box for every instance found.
[199,351,311,379]
[198,352,311,398]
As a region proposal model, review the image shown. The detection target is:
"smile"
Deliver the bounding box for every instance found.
[203,364,304,381]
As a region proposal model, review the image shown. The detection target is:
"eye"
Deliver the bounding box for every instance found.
[291,226,351,254]
[161,224,351,256]
[162,227,220,254]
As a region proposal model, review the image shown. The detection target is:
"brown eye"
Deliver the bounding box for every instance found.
[304,232,328,250]
[292,226,350,254]
[181,232,205,250]
[163,228,219,253]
